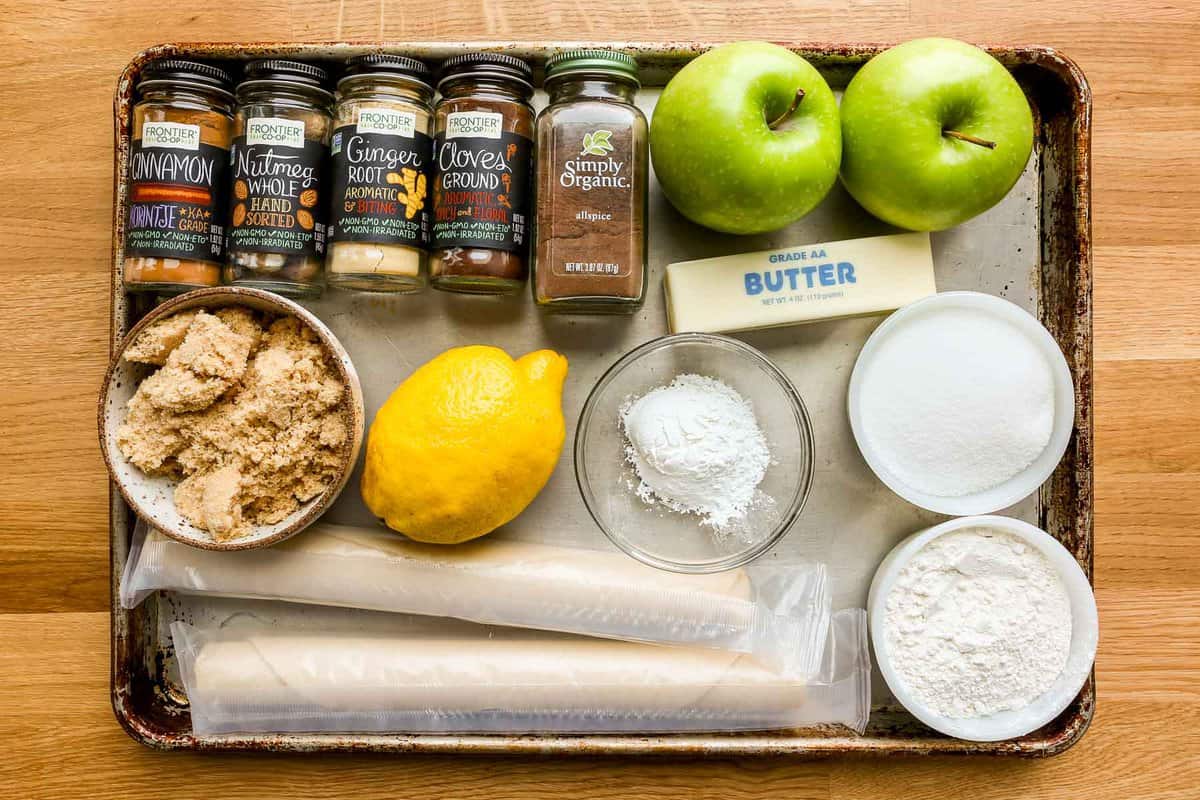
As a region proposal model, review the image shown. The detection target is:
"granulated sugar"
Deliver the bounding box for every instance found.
[620,374,770,529]
[857,307,1055,497]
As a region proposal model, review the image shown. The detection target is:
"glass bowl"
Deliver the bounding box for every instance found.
[575,333,815,573]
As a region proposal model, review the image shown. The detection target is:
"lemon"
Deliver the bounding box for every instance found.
[361,345,569,544]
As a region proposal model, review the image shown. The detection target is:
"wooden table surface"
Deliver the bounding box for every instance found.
[2,0,1197,797]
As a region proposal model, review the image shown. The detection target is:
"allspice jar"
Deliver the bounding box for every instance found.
[328,54,434,293]
[123,60,234,294]
[226,60,334,299]
[534,50,648,313]
[430,53,535,295]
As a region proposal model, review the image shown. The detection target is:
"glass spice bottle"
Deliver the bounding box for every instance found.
[430,53,535,295]
[123,60,235,294]
[328,54,435,293]
[534,50,648,313]
[225,60,334,299]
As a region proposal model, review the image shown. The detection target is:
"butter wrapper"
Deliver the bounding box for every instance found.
[665,232,936,334]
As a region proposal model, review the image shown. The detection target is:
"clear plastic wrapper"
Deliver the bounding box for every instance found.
[122,519,830,674]
[172,608,869,735]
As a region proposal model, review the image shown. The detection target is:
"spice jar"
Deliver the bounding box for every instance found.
[124,60,234,294]
[430,53,535,294]
[328,54,434,293]
[225,60,334,299]
[534,50,648,313]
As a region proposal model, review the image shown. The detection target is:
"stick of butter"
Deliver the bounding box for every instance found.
[665,232,936,334]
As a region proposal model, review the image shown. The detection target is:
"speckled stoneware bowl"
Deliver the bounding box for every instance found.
[98,287,364,551]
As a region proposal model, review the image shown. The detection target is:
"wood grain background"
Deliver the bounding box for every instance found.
[1,0,1197,797]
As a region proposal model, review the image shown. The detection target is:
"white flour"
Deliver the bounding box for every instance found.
[884,527,1072,719]
[858,307,1055,497]
[620,374,770,529]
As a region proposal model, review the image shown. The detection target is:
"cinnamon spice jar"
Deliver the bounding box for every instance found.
[534,50,647,312]
[123,60,234,294]
[429,53,535,295]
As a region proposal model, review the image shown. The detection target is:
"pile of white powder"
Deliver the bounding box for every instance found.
[857,307,1056,497]
[884,527,1072,719]
[620,374,770,529]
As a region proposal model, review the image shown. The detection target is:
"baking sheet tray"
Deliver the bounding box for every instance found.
[109,42,1092,756]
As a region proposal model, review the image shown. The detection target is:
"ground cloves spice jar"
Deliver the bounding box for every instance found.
[226,60,334,299]
[328,54,434,293]
[123,60,234,294]
[534,50,648,312]
[430,53,535,294]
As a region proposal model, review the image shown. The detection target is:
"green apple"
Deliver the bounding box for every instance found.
[839,37,1034,231]
[650,41,841,235]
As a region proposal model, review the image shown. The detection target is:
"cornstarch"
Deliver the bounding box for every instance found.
[620,374,770,529]
[885,527,1072,719]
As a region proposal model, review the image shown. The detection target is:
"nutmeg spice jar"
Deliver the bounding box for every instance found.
[225,60,334,299]
[533,50,648,313]
[123,60,235,294]
[429,53,535,295]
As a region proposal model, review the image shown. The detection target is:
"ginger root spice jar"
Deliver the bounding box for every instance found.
[328,54,435,294]
[534,50,648,312]
[123,60,234,294]
[225,60,334,299]
[429,53,535,295]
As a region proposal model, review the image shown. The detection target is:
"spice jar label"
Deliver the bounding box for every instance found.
[355,107,416,138]
[227,130,328,258]
[541,123,639,279]
[126,126,229,263]
[246,117,306,148]
[431,130,532,254]
[445,111,504,140]
[141,121,203,150]
[329,121,431,248]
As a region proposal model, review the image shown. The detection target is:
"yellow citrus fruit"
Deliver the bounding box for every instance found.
[361,345,568,544]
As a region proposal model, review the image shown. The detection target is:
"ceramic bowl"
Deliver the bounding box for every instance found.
[848,291,1075,515]
[575,332,815,573]
[867,515,1098,742]
[98,287,364,551]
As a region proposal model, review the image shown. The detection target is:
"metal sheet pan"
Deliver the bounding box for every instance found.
[109,41,1092,756]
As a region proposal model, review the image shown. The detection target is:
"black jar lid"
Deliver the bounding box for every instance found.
[243,59,330,88]
[437,52,533,91]
[138,59,234,97]
[339,54,433,88]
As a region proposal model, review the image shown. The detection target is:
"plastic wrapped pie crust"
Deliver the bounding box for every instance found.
[122,519,831,675]
[172,608,870,735]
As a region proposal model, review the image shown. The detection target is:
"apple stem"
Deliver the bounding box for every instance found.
[767,88,806,130]
[943,129,997,149]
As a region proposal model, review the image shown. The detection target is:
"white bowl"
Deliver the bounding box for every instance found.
[848,291,1075,515]
[98,287,365,551]
[867,515,1098,742]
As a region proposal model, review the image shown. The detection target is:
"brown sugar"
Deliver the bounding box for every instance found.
[116,307,348,541]
[213,307,263,351]
[122,310,199,365]
[132,310,256,413]
[167,311,254,381]
[174,462,244,537]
